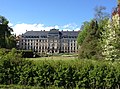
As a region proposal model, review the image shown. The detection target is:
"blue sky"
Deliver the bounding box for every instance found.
[0,0,117,35]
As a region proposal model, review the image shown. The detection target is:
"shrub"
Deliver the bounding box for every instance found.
[21,50,34,58]
[0,50,120,89]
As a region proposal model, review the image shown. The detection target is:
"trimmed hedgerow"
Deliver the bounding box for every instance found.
[0,49,120,88]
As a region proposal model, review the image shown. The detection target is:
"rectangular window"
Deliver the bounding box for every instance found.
[36,47,38,49]
[74,47,75,50]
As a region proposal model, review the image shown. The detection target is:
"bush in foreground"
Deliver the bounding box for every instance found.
[0,49,120,88]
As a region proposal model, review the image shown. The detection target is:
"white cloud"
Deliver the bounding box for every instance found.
[12,23,80,35]
[63,24,71,28]
[54,25,59,29]
[63,23,78,30]
[13,23,54,35]
[8,23,13,27]
[74,28,80,31]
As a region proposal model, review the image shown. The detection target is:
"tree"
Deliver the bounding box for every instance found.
[101,18,120,61]
[77,21,89,45]
[77,6,110,60]
[5,35,16,49]
[99,1,120,61]
[0,16,9,25]
[94,6,110,22]
[78,20,102,59]
[0,15,15,49]
[118,0,120,4]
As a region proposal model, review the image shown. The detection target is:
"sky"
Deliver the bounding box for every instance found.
[0,0,117,35]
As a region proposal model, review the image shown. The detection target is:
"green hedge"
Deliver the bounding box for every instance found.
[0,85,64,89]
[0,49,120,88]
[20,50,34,58]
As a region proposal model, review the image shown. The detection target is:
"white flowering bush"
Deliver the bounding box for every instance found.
[101,15,120,61]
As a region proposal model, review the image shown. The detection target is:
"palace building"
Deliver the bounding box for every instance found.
[19,29,80,53]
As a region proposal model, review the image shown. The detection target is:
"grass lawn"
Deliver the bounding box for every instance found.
[27,55,79,65]
[28,56,78,61]
[27,53,78,61]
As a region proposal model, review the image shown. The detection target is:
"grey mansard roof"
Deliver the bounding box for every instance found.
[23,31,48,36]
[48,29,60,34]
[61,31,78,36]
[22,29,80,38]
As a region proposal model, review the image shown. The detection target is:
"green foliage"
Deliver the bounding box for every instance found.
[1,50,120,89]
[0,16,9,25]
[78,20,102,59]
[21,50,34,58]
[0,15,16,49]
[100,16,120,60]
[77,6,111,60]
[77,22,89,45]
[0,85,64,89]
[94,6,110,22]
[0,85,43,89]
[77,17,110,60]
[0,48,33,85]
[5,35,16,49]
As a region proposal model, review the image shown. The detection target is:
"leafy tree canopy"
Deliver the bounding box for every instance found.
[94,6,110,22]
[77,21,89,45]
[0,15,16,49]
